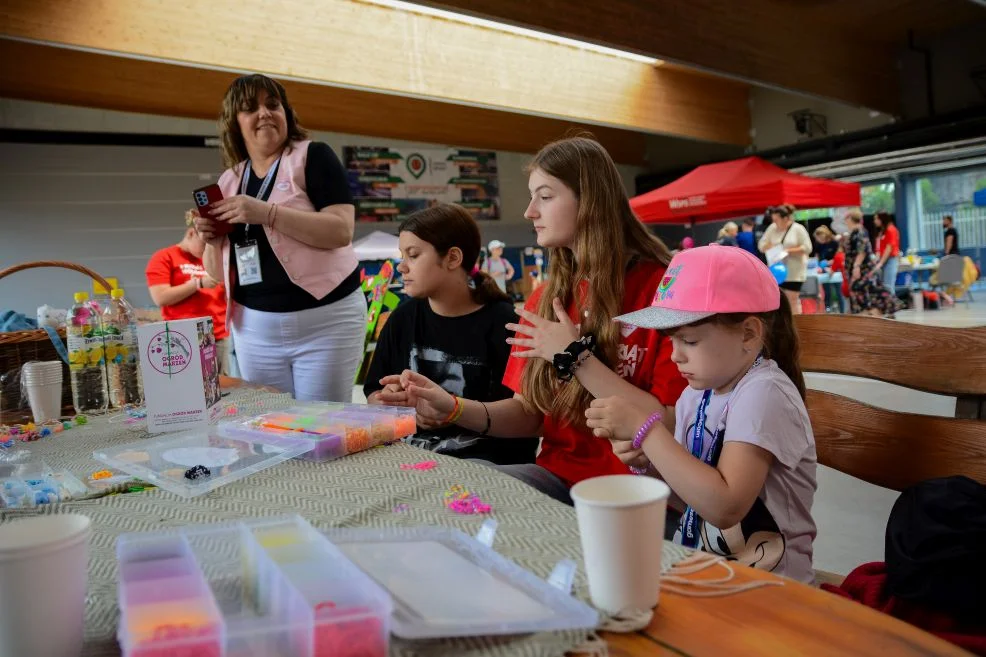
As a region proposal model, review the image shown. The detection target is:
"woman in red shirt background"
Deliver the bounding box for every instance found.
[387,136,686,504]
[874,211,901,293]
[145,215,230,373]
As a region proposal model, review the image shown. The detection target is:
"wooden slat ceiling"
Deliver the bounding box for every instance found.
[0,40,653,165]
[0,0,751,146]
[407,0,985,113]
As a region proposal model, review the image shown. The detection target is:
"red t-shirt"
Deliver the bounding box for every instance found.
[502,260,688,487]
[145,245,228,339]
[831,251,850,297]
[875,224,900,258]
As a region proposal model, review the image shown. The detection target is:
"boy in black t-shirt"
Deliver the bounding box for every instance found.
[364,205,537,465]
[943,215,960,255]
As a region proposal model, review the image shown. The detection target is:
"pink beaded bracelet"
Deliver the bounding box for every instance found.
[632,411,663,450]
[628,411,663,475]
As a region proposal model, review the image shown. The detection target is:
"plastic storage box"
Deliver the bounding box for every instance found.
[219,404,417,462]
[0,460,88,508]
[116,516,392,657]
[324,525,599,639]
[94,428,313,498]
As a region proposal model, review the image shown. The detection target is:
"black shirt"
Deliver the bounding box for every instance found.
[944,227,960,255]
[816,241,838,262]
[230,142,360,312]
[364,298,537,465]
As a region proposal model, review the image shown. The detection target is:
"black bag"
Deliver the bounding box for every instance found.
[885,476,986,620]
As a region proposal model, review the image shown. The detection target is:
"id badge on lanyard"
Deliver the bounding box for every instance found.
[235,240,262,286]
[233,157,280,287]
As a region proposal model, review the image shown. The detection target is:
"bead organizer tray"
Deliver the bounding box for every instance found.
[116,516,392,657]
[0,460,88,508]
[219,403,417,462]
[94,429,312,498]
[324,526,599,639]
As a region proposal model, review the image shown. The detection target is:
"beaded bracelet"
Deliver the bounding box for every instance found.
[632,411,663,451]
[628,411,663,474]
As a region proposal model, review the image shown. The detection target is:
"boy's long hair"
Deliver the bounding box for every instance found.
[521,136,672,427]
[399,204,510,305]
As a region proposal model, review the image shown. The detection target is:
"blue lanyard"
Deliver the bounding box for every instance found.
[239,157,280,237]
[679,354,762,548]
[240,157,280,199]
[680,390,725,548]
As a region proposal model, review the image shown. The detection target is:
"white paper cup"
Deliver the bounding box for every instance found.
[0,514,91,657]
[22,362,64,423]
[26,381,63,423]
[22,361,63,381]
[571,475,670,614]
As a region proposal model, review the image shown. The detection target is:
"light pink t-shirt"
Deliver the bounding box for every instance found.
[671,359,817,583]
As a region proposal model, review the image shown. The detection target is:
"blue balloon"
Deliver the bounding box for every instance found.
[769,261,788,284]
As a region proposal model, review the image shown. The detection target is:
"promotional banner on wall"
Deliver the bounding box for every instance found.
[344,146,499,222]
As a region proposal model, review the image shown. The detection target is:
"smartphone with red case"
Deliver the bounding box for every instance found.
[192,184,233,235]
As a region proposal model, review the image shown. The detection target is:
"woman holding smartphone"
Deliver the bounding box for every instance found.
[193,73,365,402]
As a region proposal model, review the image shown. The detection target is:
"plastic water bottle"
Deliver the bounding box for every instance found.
[67,291,108,414]
[103,288,144,408]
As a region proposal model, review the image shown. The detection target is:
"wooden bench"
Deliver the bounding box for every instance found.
[795,314,986,584]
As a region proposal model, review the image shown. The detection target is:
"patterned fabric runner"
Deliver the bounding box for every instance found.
[1,387,692,656]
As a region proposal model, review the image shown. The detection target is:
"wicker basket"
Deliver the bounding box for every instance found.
[0,261,112,423]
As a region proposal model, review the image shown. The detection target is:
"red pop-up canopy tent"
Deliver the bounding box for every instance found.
[631,156,860,224]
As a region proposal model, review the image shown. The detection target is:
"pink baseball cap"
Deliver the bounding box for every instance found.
[616,245,780,330]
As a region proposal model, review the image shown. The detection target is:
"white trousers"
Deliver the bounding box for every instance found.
[230,288,366,402]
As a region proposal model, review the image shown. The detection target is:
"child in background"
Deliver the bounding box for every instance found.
[366,204,537,465]
[586,245,817,583]
[481,239,515,293]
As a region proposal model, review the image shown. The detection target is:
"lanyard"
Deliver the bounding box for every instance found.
[680,354,763,549]
[680,390,727,548]
[239,157,280,237]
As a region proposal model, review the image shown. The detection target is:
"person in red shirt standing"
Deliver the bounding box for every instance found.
[873,211,901,293]
[391,136,686,504]
[145,214,230,373]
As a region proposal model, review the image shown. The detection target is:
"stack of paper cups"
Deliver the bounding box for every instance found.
[0,514,91,657]
[21,361,63,423]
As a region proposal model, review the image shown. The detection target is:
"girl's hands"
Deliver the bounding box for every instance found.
[585,396,649,442]
[506,298,579,362]
[399,370,458,430]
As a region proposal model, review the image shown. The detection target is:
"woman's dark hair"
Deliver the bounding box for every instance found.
[399,204,510,305]
[668,292,806,400]
[874,210,893,235]
[769,204,797,219]
[218,74,309,169]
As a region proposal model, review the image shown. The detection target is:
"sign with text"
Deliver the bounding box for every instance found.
[344,146,500,222]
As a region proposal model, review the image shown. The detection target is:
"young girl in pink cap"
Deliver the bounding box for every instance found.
[586,245,817,583]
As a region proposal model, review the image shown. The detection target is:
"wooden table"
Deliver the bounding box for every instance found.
[602,565,968,656]
[223,378,968,657]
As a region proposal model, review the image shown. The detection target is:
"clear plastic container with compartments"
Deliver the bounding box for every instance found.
[0,460,88,508]
[93,428,313,497]
[218,403,417,462]
[115,516,392,657]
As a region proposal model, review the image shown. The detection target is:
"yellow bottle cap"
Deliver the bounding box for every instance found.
[111,288,125,299]
[74,292,89,303]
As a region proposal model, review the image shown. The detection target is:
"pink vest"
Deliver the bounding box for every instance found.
[218,140,358,323]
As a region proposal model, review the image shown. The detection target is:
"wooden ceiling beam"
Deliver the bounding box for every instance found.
[0,40,651,165]
[0,0,750,145]
[405,0,903,114]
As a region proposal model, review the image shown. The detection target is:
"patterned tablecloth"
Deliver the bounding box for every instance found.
[1,387,690,657]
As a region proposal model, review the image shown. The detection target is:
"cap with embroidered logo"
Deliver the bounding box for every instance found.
[615,245,780,330]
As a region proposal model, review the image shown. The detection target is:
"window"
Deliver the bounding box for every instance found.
[860,182,895,214]
[911,166,986,251]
